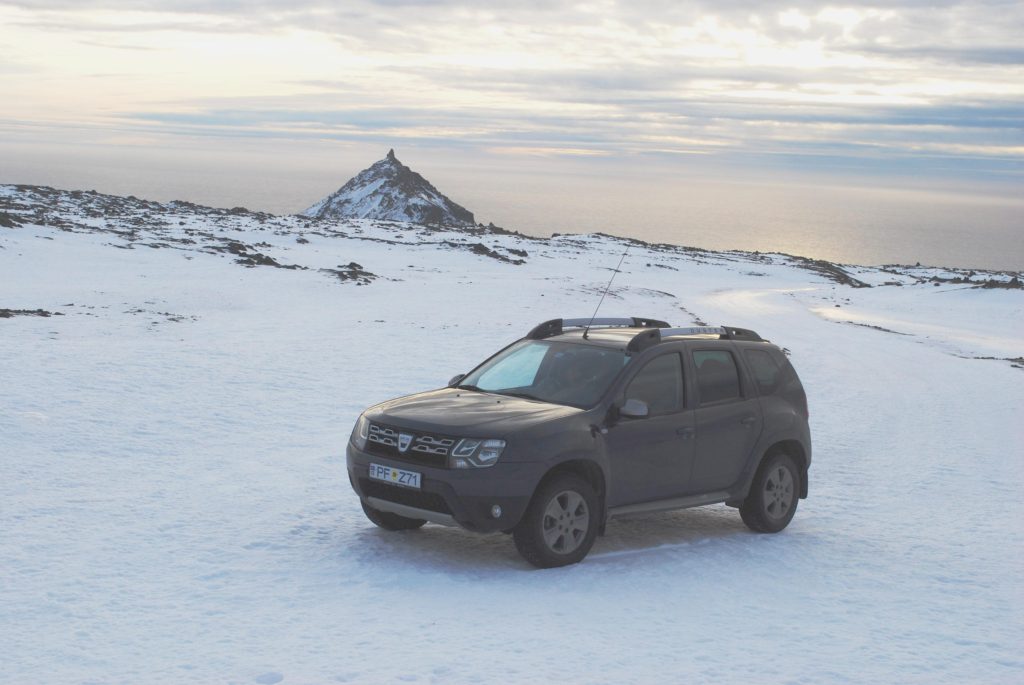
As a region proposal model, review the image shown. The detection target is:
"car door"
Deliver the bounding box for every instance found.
[605,352,696,507]
[688,345,763,491]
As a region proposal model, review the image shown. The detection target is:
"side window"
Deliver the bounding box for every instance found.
[625,353,683,414]
[745,349,782,395]
[693,350,741,405]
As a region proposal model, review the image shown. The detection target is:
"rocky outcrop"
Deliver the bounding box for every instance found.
[301,150,476,226]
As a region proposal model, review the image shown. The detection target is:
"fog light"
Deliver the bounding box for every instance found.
[491,505,502,518]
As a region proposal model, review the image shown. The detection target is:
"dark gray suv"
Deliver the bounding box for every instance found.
[346,317,811,568]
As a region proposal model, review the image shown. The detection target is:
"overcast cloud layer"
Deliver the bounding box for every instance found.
[1,0,1022,193]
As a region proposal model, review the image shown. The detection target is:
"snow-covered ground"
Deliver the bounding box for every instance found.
[2,185,1022,684]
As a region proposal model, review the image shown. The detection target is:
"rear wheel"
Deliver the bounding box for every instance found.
[740,453,799,533]
[361,499,427,531]
[513,473,598,568]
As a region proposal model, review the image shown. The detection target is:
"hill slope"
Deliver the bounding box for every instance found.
[1,183,1022,684]
[301,149,476,226]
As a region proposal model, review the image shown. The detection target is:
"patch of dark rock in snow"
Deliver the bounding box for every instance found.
[956,355,1024,370]
[787,256,871,288]
[124,307,198,323]
[591,232,709,258]
[840,321,912,335]
[921,272,1022,289]
[213,240,303,270]
[0,308,63,318]
[442,240,525,264]
[978,276,1022,289]
[320,262,377,285]
[0,211,25,228]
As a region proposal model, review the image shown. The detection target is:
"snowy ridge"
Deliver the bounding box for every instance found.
[301,149,476,226]
[2,182,1023,684]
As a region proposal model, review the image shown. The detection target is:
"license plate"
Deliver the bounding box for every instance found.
[368,463,421,489]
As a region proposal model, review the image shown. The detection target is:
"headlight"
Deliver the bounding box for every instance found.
[450,438,506,468]
[351,414,370,450]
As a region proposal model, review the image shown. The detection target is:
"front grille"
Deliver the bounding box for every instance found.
[360,479,452,514]
[366,422,455,467]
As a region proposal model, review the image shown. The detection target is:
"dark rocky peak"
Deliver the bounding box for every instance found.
[300,150,476,227]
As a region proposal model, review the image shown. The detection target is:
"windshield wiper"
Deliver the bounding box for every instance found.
[456,383,484,392]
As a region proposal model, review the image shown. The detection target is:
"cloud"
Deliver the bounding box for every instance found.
[1,0,1022,181]
[858,45,1024,66]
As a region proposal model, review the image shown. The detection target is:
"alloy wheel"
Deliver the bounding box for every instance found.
[541,490,589,554]
[763,465,795,520]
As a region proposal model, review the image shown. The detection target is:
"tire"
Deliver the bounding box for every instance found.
[361,499,427,531]
[740,453,800,533]
[513,473,599,568]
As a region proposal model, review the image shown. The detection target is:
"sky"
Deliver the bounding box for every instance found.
[0,0,1022,256]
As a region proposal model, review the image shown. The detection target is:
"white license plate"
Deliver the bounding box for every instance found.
[368,463,421,489]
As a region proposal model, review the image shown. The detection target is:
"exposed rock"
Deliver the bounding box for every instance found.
[788,256,871,288]
[979,276,1022,289]
[320,262,377,285]
[0,211,24,228]
[302,150,476,226]
[443,240,526,265]
[213,239,303,269]
[0,308,63,318]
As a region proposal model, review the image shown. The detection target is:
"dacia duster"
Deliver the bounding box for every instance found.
[347,317,811,568]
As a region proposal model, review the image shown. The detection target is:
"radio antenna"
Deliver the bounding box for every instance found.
[584,242,630,339]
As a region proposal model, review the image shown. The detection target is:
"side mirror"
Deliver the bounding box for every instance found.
[448,374,466,388]
[620,398,649,418]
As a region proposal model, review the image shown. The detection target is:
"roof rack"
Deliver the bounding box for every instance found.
[527,317,670,340]
[657,325,763,341]
[525,318,766,351]
[660,326,727,338]
[627,325,766,352]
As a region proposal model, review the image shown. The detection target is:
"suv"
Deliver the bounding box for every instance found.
[346,317,811,568]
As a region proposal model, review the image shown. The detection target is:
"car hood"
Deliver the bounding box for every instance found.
[367,388,582,435]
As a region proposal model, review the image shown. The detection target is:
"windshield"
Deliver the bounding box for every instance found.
[460,340,630,408]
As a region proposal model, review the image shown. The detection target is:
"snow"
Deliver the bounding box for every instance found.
[301,153,475,226]
[2,185,1023,684]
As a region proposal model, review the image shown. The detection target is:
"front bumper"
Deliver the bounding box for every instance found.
[346,443,542,533]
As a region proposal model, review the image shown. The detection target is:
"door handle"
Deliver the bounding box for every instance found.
[676,426,695,438]
[740,416,757,426]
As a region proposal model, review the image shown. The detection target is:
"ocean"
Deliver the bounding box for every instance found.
[456,175,1024,272]
[3,148,1021,271]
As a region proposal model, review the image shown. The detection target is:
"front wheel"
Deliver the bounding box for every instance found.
[361,499,427,531]
[513,473,599,568]
[740,453,800,533]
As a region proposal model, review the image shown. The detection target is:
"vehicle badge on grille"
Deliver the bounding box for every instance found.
[398,433,413,453]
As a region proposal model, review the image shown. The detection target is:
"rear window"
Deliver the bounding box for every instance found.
[693,350,741,404]
[745,349,783,395]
